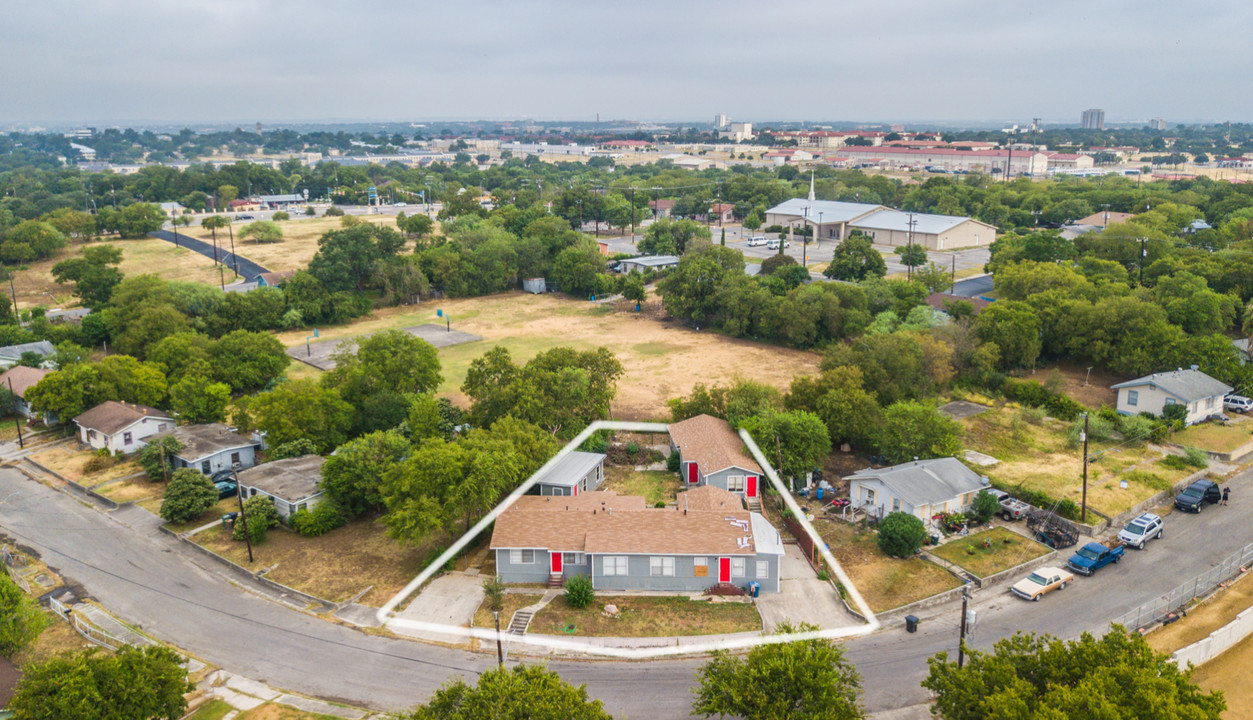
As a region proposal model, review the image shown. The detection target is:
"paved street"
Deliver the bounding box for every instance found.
[3,463,1252,716]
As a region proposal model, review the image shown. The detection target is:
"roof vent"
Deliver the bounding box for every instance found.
[1191,364,1199,371]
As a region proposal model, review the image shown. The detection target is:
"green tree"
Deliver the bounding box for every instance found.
[0,571,48,656]
[877,401,963,463]
[877,511,927,558]
[327,329,442,398]
[209,330,290,391]
[975,300,1042,369]
[913,262,953,293]
[138,435,183,482]
[234,494,281,543]
[619,272,646,307]
[639,218,711,255]
[321,429,411,517]
[785,366,881,449]
[971,489,1000,523]
[397,212,435,238]
[894,243,928,268]
[308,223,405,292]
[6,220,67,259]
[115,203,166,237]
[241,379,354,453]
[25,363,102,421]
[95,354,168,407]
[825,234,887,281]
[8,645,193,720]
[693,621,863,720]
[669,379,782,426]
[741,408,832,482]
[551,241,608,298]
[51,245,124,308]
[240,220,283,243]
[398,664,612,720]
[657,245,745,324]
[159,468,218,523]
[147,332,213,383]
[266,437,319,460]
[923,628,1225,720]
[169,374,230,423]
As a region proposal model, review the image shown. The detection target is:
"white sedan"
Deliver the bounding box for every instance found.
[1010,567,1074,601]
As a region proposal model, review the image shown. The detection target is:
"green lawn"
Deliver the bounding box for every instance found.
[1172,420,1253,454]
[930,527,1051,578]
[531,595,760,637]
[601,466,683,505]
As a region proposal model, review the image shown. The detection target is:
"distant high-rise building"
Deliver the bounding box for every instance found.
[1081,109,1105,130]
[714,114,729,129]
[1149,117,1168,131]
[889,124,905,133]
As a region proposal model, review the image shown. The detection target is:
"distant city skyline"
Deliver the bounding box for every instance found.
[3,0,1250,125]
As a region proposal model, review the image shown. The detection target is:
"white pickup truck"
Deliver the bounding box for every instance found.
[990,489,1032,521]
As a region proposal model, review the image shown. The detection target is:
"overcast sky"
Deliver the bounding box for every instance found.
[3,0,1251,127]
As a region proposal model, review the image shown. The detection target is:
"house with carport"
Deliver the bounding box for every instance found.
[668,414,764,503]
[491,485,783,593]
[1112,368,1231,426]
[847,457,989,526]
[73,401,174,454]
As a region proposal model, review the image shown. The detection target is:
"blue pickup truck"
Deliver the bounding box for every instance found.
[1066,541,1124,576]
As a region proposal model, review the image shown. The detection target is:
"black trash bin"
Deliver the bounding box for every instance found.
[905,615,919,633]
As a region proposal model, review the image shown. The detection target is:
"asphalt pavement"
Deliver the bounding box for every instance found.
[149,229,270,281]
[3,463,1252,716]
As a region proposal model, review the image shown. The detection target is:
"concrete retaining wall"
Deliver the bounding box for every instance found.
[1172,604,1253,670]
[25,458,122,510]
[874,584,968,625]
[1104,468,1210,532]
[978,549,1059,589]
[1172,438,1253,464]
[157,524,336,613]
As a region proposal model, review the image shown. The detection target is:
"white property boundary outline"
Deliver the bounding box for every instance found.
[377,420,880,657]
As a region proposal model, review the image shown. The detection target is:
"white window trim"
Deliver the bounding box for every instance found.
[731,557,746,578]
[509,549,536,565]
[756,561,769,579]
[603,556,628,576]
[726,475,745,492]
[650,556,675,577]
[1127,390,1139,406]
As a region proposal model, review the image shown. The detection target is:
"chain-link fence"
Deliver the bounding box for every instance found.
[1113,541,1253,630]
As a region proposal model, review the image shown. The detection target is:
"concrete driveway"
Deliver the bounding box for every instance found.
[389,572,485,642]
[756,545,855,631]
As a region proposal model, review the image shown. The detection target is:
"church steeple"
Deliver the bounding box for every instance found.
[808,170,816,202]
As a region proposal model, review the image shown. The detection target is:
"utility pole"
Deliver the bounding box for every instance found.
[1081,412,1090,523]
[957,584,971,669]
[1139,237,1146,285]
[629,187,636,244]
[232,465,254,563]
[493,610,504,667]
[951,253,956,290]
[906,212,917,281]
[7,377,23,449]
[8,274,17,323]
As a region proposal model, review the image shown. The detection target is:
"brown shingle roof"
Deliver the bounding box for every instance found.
[73,401,172,435]
[677,485,744,512]
[668,414,763,476]
[491,490,755,555]
[0,365,50,398]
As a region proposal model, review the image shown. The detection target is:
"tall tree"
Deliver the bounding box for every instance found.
[398,664,612,720]
[8,645,193,720]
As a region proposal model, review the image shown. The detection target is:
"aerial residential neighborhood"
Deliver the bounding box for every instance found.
[2,4,1253,720]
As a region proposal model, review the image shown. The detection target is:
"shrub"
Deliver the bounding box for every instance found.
[667,450,681,473]
[877,511,927,558]
[290,500,348,537]
[233,495,281,543]
[83,452,119,474]
[625,441,640,455]
[653,500,667,508]
[1068,414,1114,447]
[271,211,290,221]
[1124,470,1171,492]
[1118,414,1160,443]
[1162,403,1187,423]
[1018,407,1047,425]
[564,573,594,609]
[580,430,609,454]
[1183,447,1209,468]
[323,206,345,216]
[0,572,48,655]
[305,206,316,217]
[1055,499,1081,521]
[267,438,318,461]
[159,468,218,523]
[971,489,1000,523]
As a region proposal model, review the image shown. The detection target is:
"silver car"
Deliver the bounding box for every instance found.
[1117,513,1163,550]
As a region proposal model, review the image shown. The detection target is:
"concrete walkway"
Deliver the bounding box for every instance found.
[388,572,485,642]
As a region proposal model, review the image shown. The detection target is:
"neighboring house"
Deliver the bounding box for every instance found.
[44,307,91,324]
[0,340,55,370]
[158,423,259,476]
[235,455,326,521]
[1073,210,1135,228]
[649,199,676,219]
[669,414,764,501]
[707,202,735,224]
[1111,368,1232,426]
[227,199,261,212]
[847,457,989,526]
[0,365,52,421]
[532,451,606,496]
[254,271,295,287]
[73,401,174,454]
[491,486,783,593]
[617,255,680,273]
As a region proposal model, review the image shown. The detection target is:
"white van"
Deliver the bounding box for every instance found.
[766,238,790,250]
[746,236,769,247]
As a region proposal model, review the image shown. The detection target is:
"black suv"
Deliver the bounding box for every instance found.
[1175,479,1221,513]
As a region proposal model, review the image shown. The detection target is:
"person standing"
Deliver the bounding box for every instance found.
[1222,487,1231,506]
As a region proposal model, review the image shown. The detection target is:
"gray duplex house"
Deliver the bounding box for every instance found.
[491,485,783,594]
[669,414,764,501]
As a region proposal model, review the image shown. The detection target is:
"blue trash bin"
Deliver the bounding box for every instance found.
[816,487,825,500]
[749,581,760,598]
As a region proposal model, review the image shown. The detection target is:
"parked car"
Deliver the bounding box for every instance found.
[1066,540,1124,576]
[746,236,769,247]
[1225,394,1253,413]
[236,214,255,221]
[990,489,1032,521]
[1011,567,1075,601]
[210,469,235,484]
[214,480,238,500]
[1117,513,1164,549]
[393,201,408,207]
[766,238,790,250]
[1175,478,1221,513]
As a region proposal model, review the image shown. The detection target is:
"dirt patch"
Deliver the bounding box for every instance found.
[272,291,822,421]
[1191,631,1253,719]
[0,655,20,708]
[177,214,401,275]
[13,614,95,666]
[27,445,142,486]
[472,593,543,630]
[236,704,345,720]
[193,517,429,606]
[95,474,163,505]
[1016,362,1124,409]
[600,467,682,506]
[530,595,760,637]
[1146,571,1253,654]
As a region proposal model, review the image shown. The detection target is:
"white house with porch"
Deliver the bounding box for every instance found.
[847,457,989,527]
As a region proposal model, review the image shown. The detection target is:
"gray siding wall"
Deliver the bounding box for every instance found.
[495,548,555,584]
[591,553,779,594]
[179,446,258,476]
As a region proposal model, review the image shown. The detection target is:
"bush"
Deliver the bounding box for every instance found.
[1183,447,1209,468]
[667,450,681,473]
[290,500,348,537]
[159,468,218,523]
[233,495,281,543]
[83,449,120,474]
[271,211,290,222]
[323,206,344,216]
[1118,414,1161,443]
[1067,414,1115,447]
[564,573,594,609]
[580,430,610,454]
[877,511,927,558]
[267,438,318,461]
[1125,470,1171,492]
[971,489,1000,523]
[0,572,48,655]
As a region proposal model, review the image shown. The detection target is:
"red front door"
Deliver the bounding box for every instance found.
[746,476,758,498]
[573,484,579,497]
[718,557,731,583]
[687,462,699,484]
[551,552,563,574]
